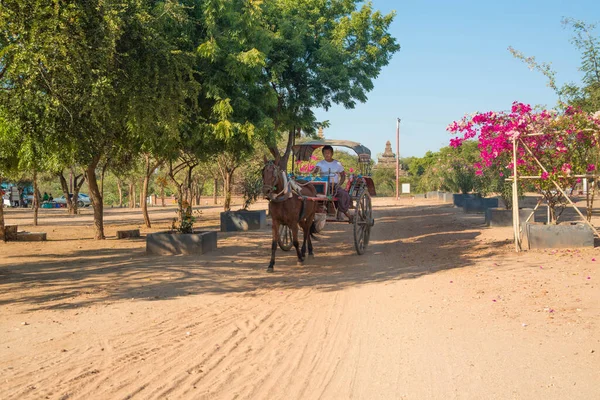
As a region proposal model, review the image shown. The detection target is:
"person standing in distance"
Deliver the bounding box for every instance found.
[313,145,353,222]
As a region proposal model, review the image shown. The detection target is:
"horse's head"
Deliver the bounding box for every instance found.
[262,157,283,199]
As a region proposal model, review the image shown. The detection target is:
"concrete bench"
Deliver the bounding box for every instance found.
[117,229,141,239]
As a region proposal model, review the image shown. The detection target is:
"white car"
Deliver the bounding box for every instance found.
[53,193,92,207]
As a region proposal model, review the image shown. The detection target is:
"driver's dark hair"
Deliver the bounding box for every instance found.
[322,145,334,154]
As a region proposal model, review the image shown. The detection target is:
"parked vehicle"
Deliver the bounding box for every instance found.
[53,193,92,207]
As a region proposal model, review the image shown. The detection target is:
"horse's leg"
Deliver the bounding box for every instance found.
[292,223,303,264]
[300,220,308,258]
[307,215,315,257]
[268,219,279,272]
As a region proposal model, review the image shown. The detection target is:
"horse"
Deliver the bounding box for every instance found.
[262,158,318,273]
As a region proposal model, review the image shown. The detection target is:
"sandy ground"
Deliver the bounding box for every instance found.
[0,197,599,400]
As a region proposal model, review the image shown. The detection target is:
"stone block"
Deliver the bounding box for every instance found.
[17,232,47,241]
[524,222,594,249]
[453,194,475,207]
[485,208,535,227]
[117,229,141,239]
[220,210,266,232]
[146,230,217,256]
[463,197,499,213]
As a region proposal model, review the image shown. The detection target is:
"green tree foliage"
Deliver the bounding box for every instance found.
[0,1,198,238]
[0,1,401,237]
[509,18,600,112]
[262,0,400,167]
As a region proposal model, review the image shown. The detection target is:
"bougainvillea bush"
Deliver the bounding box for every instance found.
[448,102,600,221]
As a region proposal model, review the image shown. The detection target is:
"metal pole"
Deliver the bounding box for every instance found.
[396,118,400,200]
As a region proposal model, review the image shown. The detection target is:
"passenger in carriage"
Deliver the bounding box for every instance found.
[313,145,353,222]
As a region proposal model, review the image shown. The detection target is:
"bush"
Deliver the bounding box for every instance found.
[239,167,263,210]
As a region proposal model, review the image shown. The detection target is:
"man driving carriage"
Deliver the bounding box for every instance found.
[313,145,353,222]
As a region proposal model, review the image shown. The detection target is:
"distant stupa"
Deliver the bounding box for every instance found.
[377,141,396,167]
[376,140,407,174]
[318,126,324,139]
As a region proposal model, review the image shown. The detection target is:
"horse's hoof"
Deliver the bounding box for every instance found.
[296,260,304,266]
[308,253,315,258]
[267,267,274,273]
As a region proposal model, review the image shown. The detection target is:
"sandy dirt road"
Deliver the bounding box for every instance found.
[1,198,599,399]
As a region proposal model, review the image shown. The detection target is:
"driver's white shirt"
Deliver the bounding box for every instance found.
[316,160,344,184]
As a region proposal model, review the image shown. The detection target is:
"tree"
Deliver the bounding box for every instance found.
[509,18,600,112]
[0,111,20,240]
[261,0,400,169]
[0,1,198,239]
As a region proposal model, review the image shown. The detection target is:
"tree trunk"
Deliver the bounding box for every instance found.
[213,178,218,204]
[140,183,144,211]
[132,184,137,208]
[0,177,5,241]
[195,180,204,206]
[160,185,165,207]
[33,169,40,226]
[57,171,77,214]
[223,169,235,212]
[71,174,86,215]
[128,183,134,208]
[185,165,194,207]
[117,180,123,207]
[269,128,295,171]
[142,156,152,227]
[86,157,104,240]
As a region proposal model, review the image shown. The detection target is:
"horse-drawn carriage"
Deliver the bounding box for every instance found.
[262,140,375,272]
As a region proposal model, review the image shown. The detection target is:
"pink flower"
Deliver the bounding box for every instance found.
[561,163,572,174]
[475,169,483,176]
[349,168,354,173]
[310,155,318,161]
[587,164,596,172]
[499,172,504,177]
[541,172,549,180]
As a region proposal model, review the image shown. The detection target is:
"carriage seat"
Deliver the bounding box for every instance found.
[295,176,329,196]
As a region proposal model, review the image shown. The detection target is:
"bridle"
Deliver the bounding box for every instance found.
[262,161,289,202]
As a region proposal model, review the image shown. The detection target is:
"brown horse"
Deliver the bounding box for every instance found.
[262,159,318,272]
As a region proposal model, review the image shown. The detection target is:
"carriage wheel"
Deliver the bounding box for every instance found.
[353,189,373,255]
[278,224,294,251]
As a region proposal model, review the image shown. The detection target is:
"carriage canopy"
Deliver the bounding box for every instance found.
[292,140,372,162]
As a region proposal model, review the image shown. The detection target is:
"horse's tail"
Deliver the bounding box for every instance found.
[310,220,319,240]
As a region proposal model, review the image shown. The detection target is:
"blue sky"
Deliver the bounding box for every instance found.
[314,0,600,159]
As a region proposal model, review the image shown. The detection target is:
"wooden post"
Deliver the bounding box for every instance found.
[512,137,521,252]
